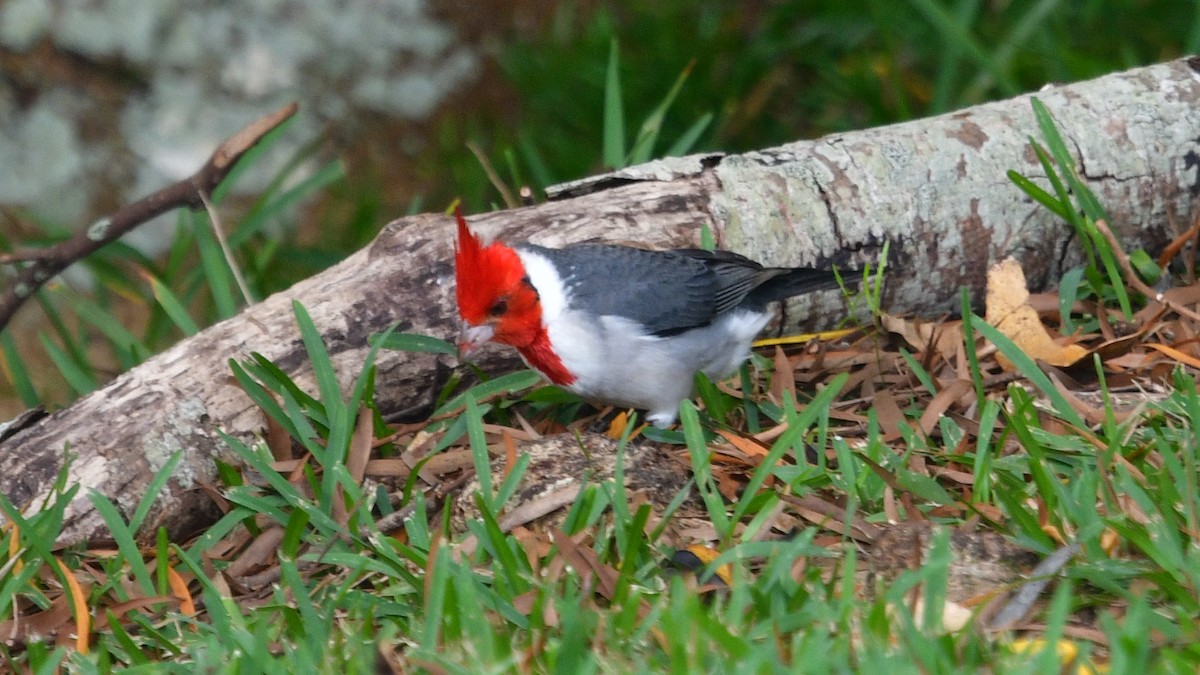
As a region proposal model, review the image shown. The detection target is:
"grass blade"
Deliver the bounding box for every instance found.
[908,0,1019,95]
[970,315,1086,429]
[1,330,39,406]
[464,395,494,509]
[375,332,456,355]
[88,492,156,595]
[192,210,239,320]
[434,370,542,417]
[39,332,96,395]
[602,38,626,169]
[628,59,696,165]
[129,451,184,534]
[665,112,713,158]
[1007,170,1071,221]
[231,160,346,249]
[67,294,150,368]
[148,275,201,337]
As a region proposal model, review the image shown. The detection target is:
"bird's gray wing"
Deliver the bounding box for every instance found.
[671,249,780,315]
[519,244,724,337]
[675,248,845,312]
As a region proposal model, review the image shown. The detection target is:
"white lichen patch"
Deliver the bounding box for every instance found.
[143,396,213,486]
[86,217,112,242]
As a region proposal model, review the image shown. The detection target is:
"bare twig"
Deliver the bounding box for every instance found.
[0,249,58,264]
[986,542,1081,631]
[198,188,255,305]
[465,140,519,209]
[1094,218,1200,324]
[1094,219,1160,298]
[1156,209,1200,278]
[0,102,298,331]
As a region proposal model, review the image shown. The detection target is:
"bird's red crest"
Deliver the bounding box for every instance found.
[454,208,572,383]
[454,208,526,326]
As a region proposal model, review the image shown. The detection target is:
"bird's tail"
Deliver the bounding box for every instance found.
[750,267,855,308]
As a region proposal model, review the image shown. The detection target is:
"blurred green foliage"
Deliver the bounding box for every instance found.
[444,0,1199,208]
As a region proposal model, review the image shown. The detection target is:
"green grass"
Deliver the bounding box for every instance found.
[4,314,1198,670]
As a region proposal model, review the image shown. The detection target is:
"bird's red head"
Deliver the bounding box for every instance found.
[454,209,543,357]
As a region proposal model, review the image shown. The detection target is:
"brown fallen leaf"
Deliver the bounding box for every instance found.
[871,390,906,442]
[986,258,1088,370]
[551,528,619,601]
[881,313,963,363]
[1145,342,1200,369]
[918,380,975,437]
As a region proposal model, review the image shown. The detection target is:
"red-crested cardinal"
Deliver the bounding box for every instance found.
[454,211,846,426]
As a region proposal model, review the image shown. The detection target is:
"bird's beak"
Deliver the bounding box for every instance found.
[457,322,495,361]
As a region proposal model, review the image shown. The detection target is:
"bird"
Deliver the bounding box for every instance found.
[453,210,848,427]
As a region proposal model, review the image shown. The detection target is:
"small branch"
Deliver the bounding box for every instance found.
[1094,218,1200,324]
[465,141,519,209]
[1094,219,1160,298]
[1156,209,1200,281]
[0,102,298,332]
[986,542,1081,631]
[197,188,255,306]
[0,249,58,264]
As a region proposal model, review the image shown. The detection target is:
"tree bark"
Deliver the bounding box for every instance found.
[4,57,1199,545]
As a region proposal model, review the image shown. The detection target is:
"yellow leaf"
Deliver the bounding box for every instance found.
[986,258,1087,370]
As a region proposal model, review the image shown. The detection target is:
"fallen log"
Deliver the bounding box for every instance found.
[3,57,1199,545]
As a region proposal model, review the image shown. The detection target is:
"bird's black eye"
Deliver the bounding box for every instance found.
[489,298,508,316]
